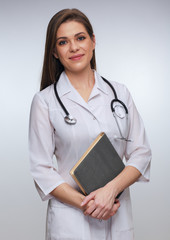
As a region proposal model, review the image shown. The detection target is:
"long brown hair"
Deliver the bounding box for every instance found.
[40,8,96,91]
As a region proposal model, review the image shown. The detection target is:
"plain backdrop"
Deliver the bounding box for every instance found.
[0,0,170,239]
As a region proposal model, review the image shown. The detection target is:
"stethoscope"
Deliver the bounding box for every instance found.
[54,76,132,142]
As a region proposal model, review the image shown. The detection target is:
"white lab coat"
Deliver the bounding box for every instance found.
[29,71,151,240]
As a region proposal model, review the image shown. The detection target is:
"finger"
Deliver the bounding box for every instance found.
[102,201,120,220]
[102,215,111,220]
[102,209,116,220]
[114,199,120,204]
[81,192,95,206]
[113,200,120,209]
[91,207,106,219]
[84,202,96,215]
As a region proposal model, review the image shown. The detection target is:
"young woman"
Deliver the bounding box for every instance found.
[29,8,151,240]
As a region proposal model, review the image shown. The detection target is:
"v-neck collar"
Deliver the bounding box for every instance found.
[56,71,109,110]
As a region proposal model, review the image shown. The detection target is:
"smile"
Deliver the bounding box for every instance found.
[69,54,84,61]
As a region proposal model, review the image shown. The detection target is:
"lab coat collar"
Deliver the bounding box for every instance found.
[57,72,72,97]
[57,72,89,110]
[93,71,109,95]
[57,71,109,99]
[56,71,109,111]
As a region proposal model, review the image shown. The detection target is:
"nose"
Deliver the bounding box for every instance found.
[69,40,79,52]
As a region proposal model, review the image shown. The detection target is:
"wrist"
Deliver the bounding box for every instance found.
[106,180,120,199]
[77,194,86,210]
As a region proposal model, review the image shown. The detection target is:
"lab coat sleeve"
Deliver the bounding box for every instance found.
[124,86,151,182]
[29,93,65,201]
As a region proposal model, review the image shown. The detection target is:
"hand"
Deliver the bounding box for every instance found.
[82,199,95,212]
[84,198,120,220]
[81,183,120,220]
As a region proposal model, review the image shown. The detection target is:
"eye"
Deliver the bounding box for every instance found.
[77,36,86,41]
[58,40,67,46]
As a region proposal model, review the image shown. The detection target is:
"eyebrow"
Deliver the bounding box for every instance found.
[56,32,86,42]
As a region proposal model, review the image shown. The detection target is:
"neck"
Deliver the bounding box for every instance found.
[65,67,95,90]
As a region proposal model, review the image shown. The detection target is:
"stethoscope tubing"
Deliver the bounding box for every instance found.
[53,75,132,141]
[53,76,129,125]
[54,81,69,116]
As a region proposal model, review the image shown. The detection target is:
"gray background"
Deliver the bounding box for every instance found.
[0,0,170,239]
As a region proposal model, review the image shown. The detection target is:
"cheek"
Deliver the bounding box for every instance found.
[81,42,94,59]
[56,48,67,62]
[86,42,94,52]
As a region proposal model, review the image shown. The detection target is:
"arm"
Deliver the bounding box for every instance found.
[82,85,151,220]
[29,94,81,204]
[50,183,85,210]
[29,93,93,210]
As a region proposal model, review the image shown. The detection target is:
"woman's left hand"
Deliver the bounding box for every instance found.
[81,182,120,220]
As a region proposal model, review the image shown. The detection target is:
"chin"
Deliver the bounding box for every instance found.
[67,62,92,74]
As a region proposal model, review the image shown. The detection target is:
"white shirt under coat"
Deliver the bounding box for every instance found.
[29,71,151,240]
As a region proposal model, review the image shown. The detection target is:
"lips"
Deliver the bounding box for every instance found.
[69,54,84,61]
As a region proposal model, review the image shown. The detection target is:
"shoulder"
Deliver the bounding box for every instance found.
[31,84,54,108]
[110,80,127,91]
[110,80,130,96]
[110,80,133,106]
[98,73,131,101]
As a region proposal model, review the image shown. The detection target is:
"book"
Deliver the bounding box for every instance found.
[70,132,125,197]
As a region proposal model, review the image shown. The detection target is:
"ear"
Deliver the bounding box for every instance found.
[92,34,96,50]
[53,51,59,59]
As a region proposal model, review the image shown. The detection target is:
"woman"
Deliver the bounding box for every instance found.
[29,8,151,240]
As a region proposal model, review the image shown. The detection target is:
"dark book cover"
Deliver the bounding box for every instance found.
[70,132,125,196]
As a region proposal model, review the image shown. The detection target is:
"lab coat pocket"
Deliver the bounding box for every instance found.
[46,199,85,240]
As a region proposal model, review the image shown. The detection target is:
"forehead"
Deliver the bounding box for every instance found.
[56,21,87,38]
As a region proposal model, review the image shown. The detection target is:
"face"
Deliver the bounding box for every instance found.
[54,21,95,74]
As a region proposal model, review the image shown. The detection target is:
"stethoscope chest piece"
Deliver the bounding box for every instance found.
[64,115,77,125]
